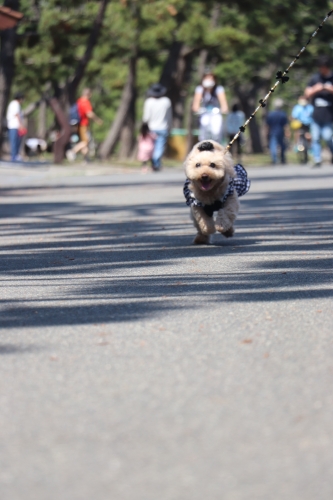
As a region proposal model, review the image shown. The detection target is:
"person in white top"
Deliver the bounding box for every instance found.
[192,72,228,144]
[142,83,172,170]
[6,92,25,161]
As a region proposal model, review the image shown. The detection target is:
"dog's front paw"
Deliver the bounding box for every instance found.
[215,218,225,234]
[193,233,210,245]
[222,226,234,238]
[215,215,234,236]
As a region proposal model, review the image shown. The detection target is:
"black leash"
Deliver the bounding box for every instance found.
[226,9,333,150]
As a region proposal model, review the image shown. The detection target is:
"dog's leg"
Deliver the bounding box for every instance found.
[191,206,215,244]
[193,233,211,245]
[215,194,239,237]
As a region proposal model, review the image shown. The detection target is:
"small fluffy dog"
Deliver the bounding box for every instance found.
[183,140,250,244]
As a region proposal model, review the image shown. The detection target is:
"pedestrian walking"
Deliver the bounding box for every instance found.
[226,103,245,159]
[142,83,172,171]
[137,122,156,173]
[6,92,25,161]
[192,72,228,144]
[291,95,314,130]
[305,55,333,167]
[67,88,103,162]
[266,98,289,165]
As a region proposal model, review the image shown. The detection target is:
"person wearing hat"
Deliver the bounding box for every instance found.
[142,83,172,171]
[6,91,25,161]
[305,55,333,167]
[266,98,289,165]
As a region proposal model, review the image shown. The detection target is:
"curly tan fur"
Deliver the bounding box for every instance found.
[184,140,240,244]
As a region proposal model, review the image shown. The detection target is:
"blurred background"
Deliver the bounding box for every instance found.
[1,0,333,163]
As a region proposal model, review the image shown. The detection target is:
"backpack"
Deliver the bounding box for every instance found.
[201,85,220,110]
[69,103,80,125]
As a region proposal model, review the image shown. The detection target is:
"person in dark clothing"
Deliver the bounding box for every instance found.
[266,98,289,164]
[226,103,245,159]
[305,55,333,167]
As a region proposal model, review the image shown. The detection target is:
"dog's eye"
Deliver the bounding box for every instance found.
[195,163,201,167]
[210,162,216,168]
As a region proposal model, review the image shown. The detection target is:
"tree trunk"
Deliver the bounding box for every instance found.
[119,83,136,158]
[172,48,193,129]
[99,55,137,159]
[186,47,209,153]
[0,0,20,157]
[37,99,47,139]
[67,0,109,104]
[185,98,196,154]
[236,86,263,154]
[48,97,71,164]
[160,42,193,129]
[196,4,220,79]
[197,49,209,81]
[159,41,182,90]
[23,99,40,118]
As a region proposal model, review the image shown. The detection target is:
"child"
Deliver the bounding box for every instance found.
[137,123,156,172]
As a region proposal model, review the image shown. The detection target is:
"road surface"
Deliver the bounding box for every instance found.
[0,161,333,500]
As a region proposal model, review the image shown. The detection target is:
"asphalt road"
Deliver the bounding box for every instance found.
[0,161,333,500]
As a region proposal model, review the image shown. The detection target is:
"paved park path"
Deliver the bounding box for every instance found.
[0,161,333,500]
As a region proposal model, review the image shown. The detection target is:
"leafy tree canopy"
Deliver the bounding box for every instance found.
[11,0,333,145]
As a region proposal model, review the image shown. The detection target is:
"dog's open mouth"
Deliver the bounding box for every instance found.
[200,175,212,191]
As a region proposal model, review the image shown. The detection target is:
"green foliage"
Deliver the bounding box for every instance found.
[16,1,101,90]
[12,0,333,142]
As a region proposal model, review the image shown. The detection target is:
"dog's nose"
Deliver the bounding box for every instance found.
[201,174,210,180]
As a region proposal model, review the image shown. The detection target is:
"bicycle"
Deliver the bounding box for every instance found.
[295,125,311,164]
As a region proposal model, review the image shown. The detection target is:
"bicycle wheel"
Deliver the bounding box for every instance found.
[297,136,308,164]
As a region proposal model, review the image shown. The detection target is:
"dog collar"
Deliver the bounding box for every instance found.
[183,164,250,215]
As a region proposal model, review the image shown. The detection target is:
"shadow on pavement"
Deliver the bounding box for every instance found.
[0,343,35,354]
[0,177,332,328]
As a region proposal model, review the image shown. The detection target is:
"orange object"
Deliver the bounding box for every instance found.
[18,127,27,137]
[0,6,23,30]
[77,97,92,127]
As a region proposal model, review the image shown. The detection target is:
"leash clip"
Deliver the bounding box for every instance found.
[276,71,289,84]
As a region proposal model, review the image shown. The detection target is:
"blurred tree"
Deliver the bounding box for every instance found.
[208,0,333,151]
[99,0,181,158]
[67,0,109,104]
[0,0,21,154]
[7,0,333,157]
[99,0,221,157]
[15,1,106,92]
[12,0,108,143]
